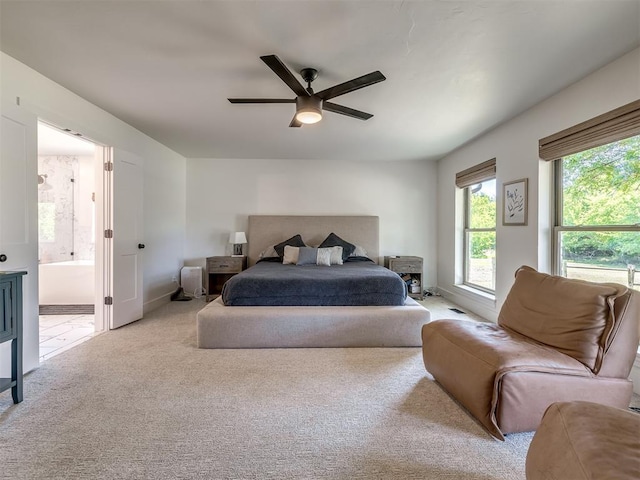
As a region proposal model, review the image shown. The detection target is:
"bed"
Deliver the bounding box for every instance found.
[196,215,430,348]
[221,259,408,306]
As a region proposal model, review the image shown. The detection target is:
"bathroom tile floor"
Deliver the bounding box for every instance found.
[39,314,96,361]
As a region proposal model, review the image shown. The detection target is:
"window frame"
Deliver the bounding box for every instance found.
[463,180,496,294]
[552,147,640,283]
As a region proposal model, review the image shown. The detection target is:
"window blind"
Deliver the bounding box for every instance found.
[539,99,640,161]
[455,158,496,188]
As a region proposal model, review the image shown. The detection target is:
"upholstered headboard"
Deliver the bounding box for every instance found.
[247,215,380,266]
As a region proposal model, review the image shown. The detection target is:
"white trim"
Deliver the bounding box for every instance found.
[451,284,496,304]
[438,285,498,323]
[143,291,173,314]
[93,145,109,333]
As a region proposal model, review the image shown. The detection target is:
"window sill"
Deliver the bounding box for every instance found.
[452,284,496,307]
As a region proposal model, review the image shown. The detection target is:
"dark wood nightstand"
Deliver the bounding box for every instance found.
[205,256,247,302]
[384,256,424,300]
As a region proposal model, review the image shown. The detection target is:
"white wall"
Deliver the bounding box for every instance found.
[185,157,438,288]
[436,48,640,392]
[1,52,186,373]
[436,47,640,321]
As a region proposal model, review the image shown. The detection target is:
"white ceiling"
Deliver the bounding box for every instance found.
[1,1,639,162]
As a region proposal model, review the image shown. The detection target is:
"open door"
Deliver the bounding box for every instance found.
[0,102,39,374]
[104,148,144,329]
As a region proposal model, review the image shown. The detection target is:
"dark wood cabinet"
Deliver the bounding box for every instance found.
[0,271,26,403]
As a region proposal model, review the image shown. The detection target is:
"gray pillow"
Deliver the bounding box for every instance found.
[296,247,318,265]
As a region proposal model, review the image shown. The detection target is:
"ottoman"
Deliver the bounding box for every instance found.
[526,401,640,479]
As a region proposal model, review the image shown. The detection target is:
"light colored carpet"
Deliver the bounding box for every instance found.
[1,299,533,480]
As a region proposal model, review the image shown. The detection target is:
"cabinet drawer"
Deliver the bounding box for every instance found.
[389,259,422,273]
[207,257,245,273]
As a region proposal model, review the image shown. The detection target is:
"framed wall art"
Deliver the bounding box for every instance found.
[503,178,528,226]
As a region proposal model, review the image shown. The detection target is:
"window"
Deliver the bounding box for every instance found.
[540,100,640,289]
[554,135,639,289]
[456,158,497,294]
[464,179,497,292]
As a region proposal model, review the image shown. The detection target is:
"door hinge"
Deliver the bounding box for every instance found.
[104,229,113,238]
[104,162,113,171]
[104,296,113,305]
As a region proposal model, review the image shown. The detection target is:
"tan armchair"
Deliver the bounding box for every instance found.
[421,266,640,440]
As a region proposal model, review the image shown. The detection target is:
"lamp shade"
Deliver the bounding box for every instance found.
[295,96,322,124]
[229,231,247,244]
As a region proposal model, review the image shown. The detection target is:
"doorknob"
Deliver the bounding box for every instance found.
[138,244,145,249]
[0,254,6,262]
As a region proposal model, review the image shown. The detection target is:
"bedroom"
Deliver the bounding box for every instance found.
[1,1,639,478]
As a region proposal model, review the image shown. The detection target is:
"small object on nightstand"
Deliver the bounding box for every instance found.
[384,256,424,300]
[205,256,247,302]
[229,232,247,257]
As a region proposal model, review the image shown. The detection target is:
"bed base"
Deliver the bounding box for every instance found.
[197,297,430,348]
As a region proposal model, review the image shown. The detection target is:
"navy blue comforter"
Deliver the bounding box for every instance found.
[221,259,407,306]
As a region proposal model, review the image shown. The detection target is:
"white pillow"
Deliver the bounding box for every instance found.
[350,245,368,257]
[329,246,344,265]
[258,245,278,258]
[316,247,332,266]
[282,245,300,265]
[258,245,279,259]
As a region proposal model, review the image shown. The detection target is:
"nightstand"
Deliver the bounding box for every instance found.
[205,256,247,302]
[384,256,424,300]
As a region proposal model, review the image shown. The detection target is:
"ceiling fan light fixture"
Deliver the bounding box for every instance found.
[228,55,384,126]
[295,96,322,124]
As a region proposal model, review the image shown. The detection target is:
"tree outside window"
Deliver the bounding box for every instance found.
[556,135,640,290]
[464,178,496,292]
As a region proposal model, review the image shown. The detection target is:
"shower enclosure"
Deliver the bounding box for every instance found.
[38,154,95,306]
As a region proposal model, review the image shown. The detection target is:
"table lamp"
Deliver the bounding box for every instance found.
[230,231,247,256]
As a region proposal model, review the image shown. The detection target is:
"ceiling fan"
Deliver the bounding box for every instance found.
[228,55,386,127]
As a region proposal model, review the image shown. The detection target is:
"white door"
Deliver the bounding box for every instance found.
[0,103,39,375]
[109,148,143,329]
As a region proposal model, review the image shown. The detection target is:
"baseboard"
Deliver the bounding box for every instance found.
[143,291,172,314]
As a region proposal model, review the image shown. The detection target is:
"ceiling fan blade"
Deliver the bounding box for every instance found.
[289,115,302,128]
[323,102,373,120]
[316,71,386,100]
[228,98,295,104]
[260,55,309,97]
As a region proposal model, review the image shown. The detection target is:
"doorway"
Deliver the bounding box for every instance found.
[37,122,98,361]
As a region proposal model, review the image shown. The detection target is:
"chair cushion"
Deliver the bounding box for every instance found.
[498,266,627,372]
